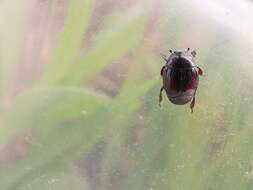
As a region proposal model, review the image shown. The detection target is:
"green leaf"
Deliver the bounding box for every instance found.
[42,5,150,86]
[0,79,155,189]
[41,0,94,86]
[0,87,109,146]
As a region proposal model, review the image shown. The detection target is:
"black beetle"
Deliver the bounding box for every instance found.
[159,48,203,112]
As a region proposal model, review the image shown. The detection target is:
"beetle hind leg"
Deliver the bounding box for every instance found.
[159,86,164,107]
[190,96,195,113]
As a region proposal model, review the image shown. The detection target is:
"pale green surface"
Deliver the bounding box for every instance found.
[1,0,253,189]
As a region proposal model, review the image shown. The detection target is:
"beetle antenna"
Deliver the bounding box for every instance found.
[169,49,173,53]
[161,54,167,62]
[186,47,190,52]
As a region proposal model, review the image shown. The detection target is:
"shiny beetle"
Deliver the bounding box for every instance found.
[159,48,203,112]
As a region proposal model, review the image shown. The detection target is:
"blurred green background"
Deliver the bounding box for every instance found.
[1,0,253,189]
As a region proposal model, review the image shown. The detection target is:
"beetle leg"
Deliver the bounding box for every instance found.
[159,86,164,107]
[160,66,165,76]
[197,66,203,76]
[190,96,195,113]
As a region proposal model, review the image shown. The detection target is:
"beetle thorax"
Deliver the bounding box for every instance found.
[166,52,196,68]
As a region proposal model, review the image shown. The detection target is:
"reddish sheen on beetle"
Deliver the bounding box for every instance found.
[159,48,203,112]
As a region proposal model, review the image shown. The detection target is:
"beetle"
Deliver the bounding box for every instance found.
[159,48,203,112]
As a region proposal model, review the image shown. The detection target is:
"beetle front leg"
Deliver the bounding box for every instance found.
[190,96,195,113]
[159,86,164,107]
